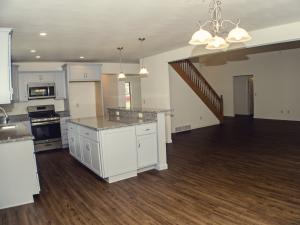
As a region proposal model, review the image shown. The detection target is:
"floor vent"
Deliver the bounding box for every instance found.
[175,125,191,133]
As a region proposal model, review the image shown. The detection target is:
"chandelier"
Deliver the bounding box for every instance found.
[189,0,251,50]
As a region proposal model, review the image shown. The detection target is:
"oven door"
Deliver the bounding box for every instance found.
[31,120,61,142]
[28,84,56,100]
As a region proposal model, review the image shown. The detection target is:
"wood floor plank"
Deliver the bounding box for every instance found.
[1,117,300,224]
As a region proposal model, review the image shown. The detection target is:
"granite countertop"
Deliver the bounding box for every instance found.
[57,111,71,117]
[107,107,171,113]
[0,114,29,123]
[0,122,34,144]
[69,116,156,131]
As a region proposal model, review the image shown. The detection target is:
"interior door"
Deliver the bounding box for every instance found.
[233,75,254,116]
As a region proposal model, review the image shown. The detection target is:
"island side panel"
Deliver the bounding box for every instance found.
[156,112,168,170]
[0,140,39,209]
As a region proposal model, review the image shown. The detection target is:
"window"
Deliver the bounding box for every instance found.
[125,82,131,108]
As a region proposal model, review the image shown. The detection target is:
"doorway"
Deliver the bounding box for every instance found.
[233,75,254,116]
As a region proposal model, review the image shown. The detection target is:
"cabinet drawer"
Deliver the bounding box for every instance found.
[79,126,99,142]
[136,123,157,136]
[68,123,78,132]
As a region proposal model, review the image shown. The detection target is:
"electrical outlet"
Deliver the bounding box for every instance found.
[280,110,284,114]
[287,110,290,114]
[200,116,202,120]
[76,103,80,108]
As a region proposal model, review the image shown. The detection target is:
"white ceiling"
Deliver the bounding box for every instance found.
[1,0,300,62]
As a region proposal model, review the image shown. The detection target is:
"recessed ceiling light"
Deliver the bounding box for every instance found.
[36,55,41,59]
[39,32,47,36]
[79,56,85,59]
[30,49,36,53]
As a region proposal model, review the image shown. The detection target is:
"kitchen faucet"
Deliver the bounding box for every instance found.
[0,106,9,124]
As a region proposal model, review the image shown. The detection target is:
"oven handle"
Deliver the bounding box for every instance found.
[31,120,60,126]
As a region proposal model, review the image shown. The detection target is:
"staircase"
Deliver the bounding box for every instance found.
[169,59,224,123]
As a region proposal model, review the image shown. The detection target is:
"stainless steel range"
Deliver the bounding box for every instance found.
[27,105,62,152]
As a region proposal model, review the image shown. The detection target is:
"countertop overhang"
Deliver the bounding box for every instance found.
[107,107,171,113]
[69,116,156,131]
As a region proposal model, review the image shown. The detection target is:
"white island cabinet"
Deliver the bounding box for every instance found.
[68,118,159,183]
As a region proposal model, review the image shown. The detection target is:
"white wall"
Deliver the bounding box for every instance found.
[141,21,300,137]
[200,48,300,121]
[169,66,219,133]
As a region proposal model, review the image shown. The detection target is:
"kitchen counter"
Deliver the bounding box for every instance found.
[0,122,34,144]
[69,116,156,131]
[0,114,29,123]
[57,111,71,117]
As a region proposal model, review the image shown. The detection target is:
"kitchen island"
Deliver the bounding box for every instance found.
[68,116,166,183]
[0,122,40,209]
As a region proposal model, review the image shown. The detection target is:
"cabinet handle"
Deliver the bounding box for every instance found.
[85,132,89,136]
[138,143,141,148]
[144,128,150,131]
[86,144,90,151]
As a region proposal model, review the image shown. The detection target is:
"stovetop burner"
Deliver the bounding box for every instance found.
[27,105,60,123]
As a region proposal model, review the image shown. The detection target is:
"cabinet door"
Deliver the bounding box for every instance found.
[18,73,28,102]
[69,64,101,81]
[0,29,12,104]
[137,133,158,169]
[55,72,66,99]
[74,136,82,161]
[11,65,19,102]
[89,141,102,176]
[81,137,92,168]
[68,132,76,157]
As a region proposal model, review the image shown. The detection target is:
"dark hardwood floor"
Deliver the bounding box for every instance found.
[1,117,300,225]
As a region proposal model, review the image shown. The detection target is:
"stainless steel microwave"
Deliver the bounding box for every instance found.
[27,83,56,100]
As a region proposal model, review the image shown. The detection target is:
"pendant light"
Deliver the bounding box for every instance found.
[117,47,126,80]
[138,37,149,76]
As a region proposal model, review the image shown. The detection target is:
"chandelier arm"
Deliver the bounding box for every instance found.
[221,19,238,28]
[200,20,214,29]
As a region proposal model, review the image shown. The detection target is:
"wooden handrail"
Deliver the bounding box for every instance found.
[169,59,224,123]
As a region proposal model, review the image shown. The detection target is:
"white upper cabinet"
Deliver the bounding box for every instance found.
[0,28,13,104]
[63,63,102,82]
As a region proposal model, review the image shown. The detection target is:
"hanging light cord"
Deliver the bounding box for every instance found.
[139,38,145,68]
[117,47,124,73]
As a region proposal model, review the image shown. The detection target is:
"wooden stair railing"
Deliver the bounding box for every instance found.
[169,59,224,123]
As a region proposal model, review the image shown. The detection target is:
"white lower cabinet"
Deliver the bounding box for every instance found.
[81,137,92,168]
[68,132,76,157]
[137,133,158,169]
[68,122,158,183]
